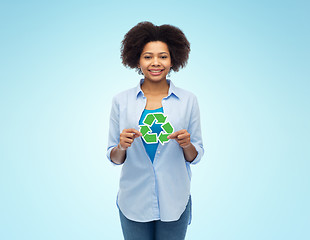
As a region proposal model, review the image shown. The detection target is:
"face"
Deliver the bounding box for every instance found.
[138,41,172,83]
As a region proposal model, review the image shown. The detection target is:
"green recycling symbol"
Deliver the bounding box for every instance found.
[139,113,174,145]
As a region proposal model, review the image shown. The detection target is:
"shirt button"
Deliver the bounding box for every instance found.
[157,151,160,154]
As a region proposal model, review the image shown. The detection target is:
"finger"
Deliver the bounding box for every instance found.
[177,133,189,140]
[126,128,143,137]
[180,143,191,148]
[167,130,182,139]
[178,139,190,145]
[124,138,134,144]
[124,132,142,139]
[168,129,187,139]
[118,140,131,149]
[121,143,131,148]
[134,133,142,138]
[123,132,135,139]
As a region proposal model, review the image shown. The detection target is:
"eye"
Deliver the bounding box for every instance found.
[161,56,168,59]
[144,56,151,59]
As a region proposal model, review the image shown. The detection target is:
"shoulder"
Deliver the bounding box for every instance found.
[169,79,197,100]
[111,86,137,104]
[173,85,198,104]
[176,86,197,98]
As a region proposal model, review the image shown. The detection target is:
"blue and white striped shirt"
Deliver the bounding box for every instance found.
[107,78,204,223]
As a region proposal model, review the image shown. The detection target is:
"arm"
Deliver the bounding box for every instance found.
[110,129,142,165]
[167,95,204,164]
[110,144,127,165]
[167,129,197,162]
[106,95,143,165]
[182,143,198,163]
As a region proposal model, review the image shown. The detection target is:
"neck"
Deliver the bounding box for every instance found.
[141,78,169,94]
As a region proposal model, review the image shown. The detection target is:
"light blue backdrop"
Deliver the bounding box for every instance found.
[1,0,309,239]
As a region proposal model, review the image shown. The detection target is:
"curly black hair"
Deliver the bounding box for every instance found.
[121,21,190,75]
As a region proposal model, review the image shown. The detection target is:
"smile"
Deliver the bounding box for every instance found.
[149,69,164,72]
[148,69,164,76]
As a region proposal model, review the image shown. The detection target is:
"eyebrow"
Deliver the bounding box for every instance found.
[142,52,169,55]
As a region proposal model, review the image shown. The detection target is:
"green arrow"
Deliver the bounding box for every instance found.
[161,122,174,134]
[158,132,170,145]
[154,113,167,124]
[143,133,157,143]
[144,114,155,126]
[139,125,150,136]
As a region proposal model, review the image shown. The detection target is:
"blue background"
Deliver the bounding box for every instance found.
[1,0,309,239]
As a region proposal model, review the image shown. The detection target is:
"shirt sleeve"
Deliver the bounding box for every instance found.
[187,95,204,164]
[106,95,122,166]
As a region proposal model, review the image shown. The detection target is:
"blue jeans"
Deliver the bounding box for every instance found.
[119,196,191,240]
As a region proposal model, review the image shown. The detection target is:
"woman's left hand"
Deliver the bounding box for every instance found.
[167,129,191,149]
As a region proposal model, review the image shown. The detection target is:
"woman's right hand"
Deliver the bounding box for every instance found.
[118,128,142,150]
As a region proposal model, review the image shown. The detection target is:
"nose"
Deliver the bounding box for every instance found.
[151,57,160,66]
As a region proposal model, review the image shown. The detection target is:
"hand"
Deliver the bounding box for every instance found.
[167,129,192,149]
[118,128,142,150]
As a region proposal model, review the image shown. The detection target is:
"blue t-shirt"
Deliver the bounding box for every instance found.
[139,107,164,163]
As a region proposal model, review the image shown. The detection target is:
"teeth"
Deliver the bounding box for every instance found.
[150,70,162,72]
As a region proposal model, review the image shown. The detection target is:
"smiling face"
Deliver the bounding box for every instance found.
[138,41,172,83]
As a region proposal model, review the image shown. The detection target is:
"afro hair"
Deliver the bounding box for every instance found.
[121,21,190,75]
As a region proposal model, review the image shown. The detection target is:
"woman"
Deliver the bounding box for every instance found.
[107,21,204,240]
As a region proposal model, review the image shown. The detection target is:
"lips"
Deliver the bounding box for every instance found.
[149,69,164,73]
[148,69,164,76]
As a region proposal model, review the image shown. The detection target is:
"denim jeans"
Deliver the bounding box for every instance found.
[119,196,191,240]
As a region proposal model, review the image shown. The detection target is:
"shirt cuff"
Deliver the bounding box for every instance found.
[189,142,204,165]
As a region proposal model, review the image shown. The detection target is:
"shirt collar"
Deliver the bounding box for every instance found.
[136,78,180,100]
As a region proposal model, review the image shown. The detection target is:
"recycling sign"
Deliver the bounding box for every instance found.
[139,113,174,145]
